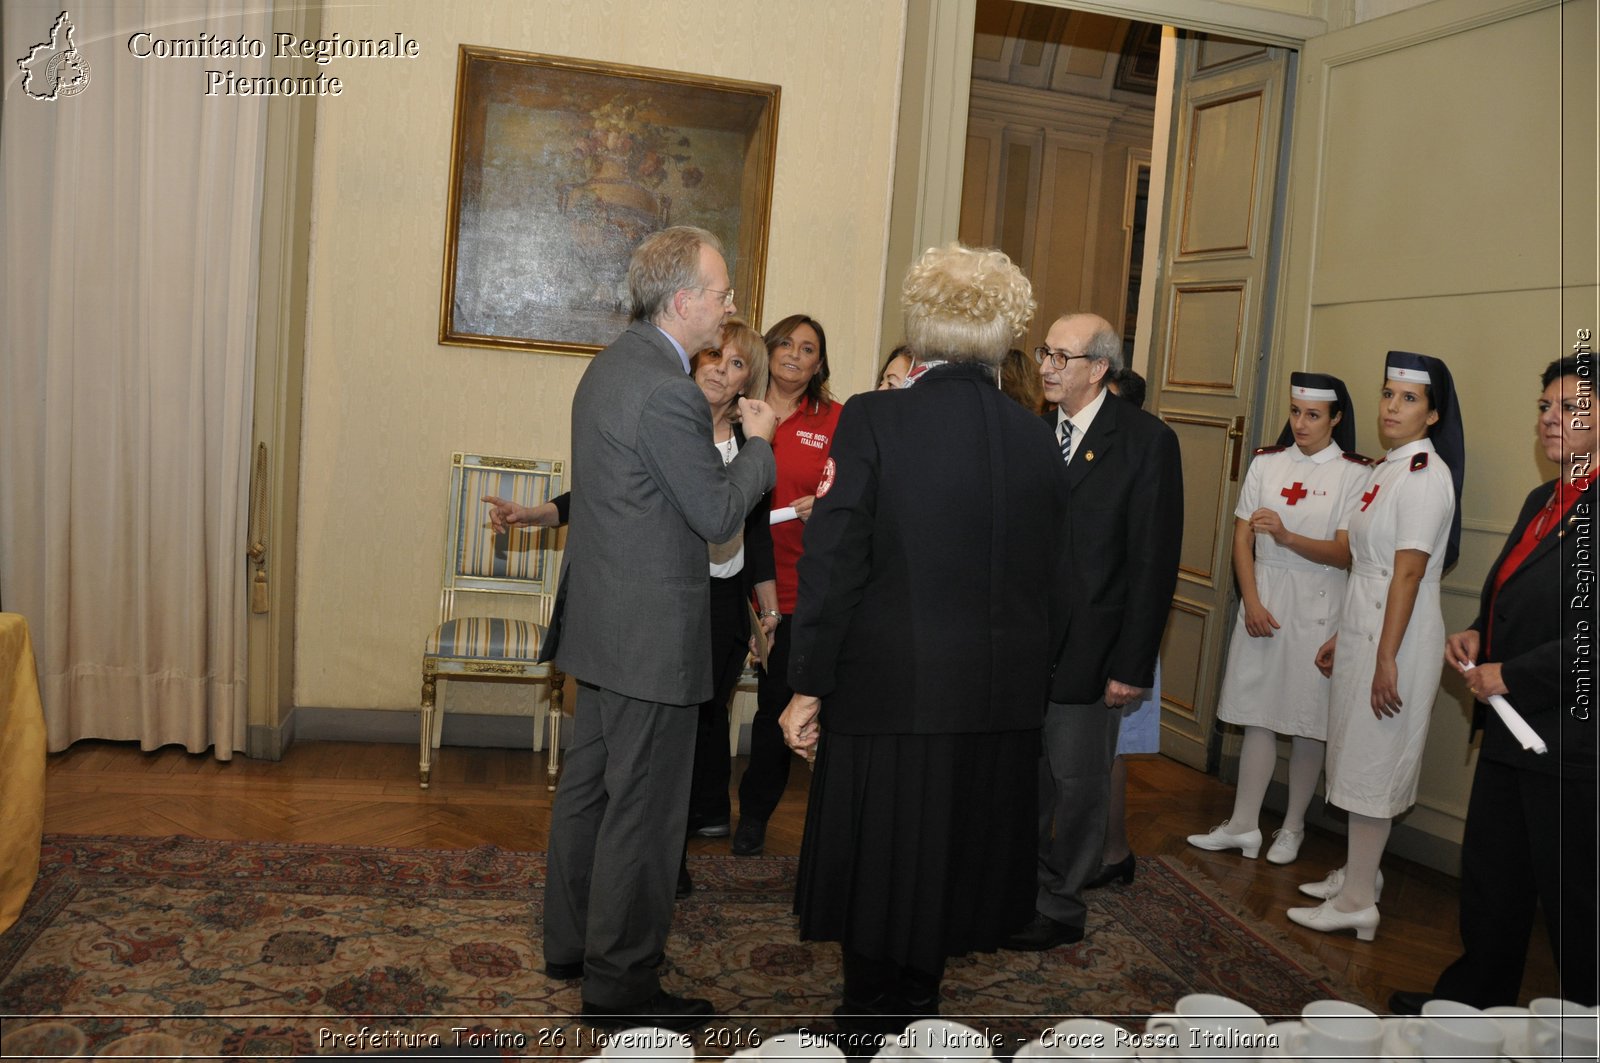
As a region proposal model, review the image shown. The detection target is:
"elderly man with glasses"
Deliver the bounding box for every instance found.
[1003,312,1184,951]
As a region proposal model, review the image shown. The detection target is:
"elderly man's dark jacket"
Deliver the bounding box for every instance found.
[1042,392,1183,704]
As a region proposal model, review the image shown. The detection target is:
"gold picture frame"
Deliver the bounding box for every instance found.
[439,46,780,357]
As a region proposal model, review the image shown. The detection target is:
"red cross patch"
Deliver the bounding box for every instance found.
[1360,484,1381,511]
[816,457,836,499]
[1280,482,1308,505]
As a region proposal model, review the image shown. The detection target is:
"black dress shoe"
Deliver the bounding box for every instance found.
[581,989,714,1032]
[731,817,766,856]
[689,820,731,838]
[1000,912,1084,951]
[1084,853,1137,890]
[544,958,583,979]
[1388,989,1432,1015]
[676,860,693,899]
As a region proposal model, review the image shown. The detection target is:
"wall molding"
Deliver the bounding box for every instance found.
[969,79,1156,142]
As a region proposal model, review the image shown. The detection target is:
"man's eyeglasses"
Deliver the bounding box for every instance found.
[698,286,736,308]
[1032,346,1092,369]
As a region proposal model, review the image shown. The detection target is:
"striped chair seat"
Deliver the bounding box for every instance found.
[425,617,546,662]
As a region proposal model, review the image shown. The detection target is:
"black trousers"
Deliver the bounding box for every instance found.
[1433,757,1597,1007]
[685,575,749,830]
[737,616,794,823]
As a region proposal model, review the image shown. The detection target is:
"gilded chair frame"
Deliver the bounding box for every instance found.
[420,453,566,790]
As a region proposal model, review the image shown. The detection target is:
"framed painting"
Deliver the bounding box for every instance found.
[439,46,781,356]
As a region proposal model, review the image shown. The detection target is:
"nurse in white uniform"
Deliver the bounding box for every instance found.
[1289,350,1465,942]
[1189,372,1369,866]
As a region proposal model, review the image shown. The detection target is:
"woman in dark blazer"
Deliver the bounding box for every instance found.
[1390,352,1596,1011]
[779,243,1071,1040]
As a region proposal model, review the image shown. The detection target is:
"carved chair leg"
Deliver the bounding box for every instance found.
[419,668,437,789]
[547,670,564,792]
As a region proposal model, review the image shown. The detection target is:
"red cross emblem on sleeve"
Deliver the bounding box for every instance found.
[816,457,835,499]
[1360,484,1381,511]
[1280,482,1308,505]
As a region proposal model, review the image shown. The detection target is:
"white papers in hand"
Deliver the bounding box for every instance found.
[1462,662,1547,754]
[769,506,799,525]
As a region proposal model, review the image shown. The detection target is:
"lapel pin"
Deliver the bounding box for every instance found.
[1084,450,1095,462]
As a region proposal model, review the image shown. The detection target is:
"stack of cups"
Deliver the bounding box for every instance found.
[1279,1000,1383,1061]
[1394,1001,1504,1062]
[887,1019,999,1061]
[1525,998,1599,1062]
[1144,994,1269,1060]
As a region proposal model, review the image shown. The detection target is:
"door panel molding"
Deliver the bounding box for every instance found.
[1146,37,1289,770]
[1179,90,1266,255]
[1164,410,1238,586]
[1165,283,1247,392]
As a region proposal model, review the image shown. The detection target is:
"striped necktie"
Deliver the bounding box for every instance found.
[1058,418,1074,464]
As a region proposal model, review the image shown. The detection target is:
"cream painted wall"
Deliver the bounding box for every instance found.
[296,0,906,713]
[1275,0,1597,852]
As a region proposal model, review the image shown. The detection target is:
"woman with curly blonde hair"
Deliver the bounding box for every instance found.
[778,244,1072,1041]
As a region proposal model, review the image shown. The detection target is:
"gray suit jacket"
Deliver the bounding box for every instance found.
[553,321,775,706]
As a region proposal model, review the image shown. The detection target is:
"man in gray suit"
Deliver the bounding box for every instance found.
[487,227,776,1029]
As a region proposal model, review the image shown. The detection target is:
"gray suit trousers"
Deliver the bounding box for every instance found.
[1035,699,1121,928]
[543,681,696,1007]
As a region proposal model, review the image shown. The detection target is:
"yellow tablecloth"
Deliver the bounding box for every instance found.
[0,613,46,934]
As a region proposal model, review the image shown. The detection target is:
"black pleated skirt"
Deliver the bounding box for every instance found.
[793,727,1040,973]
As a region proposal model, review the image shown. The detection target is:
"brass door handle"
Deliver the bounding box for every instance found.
[1228,416,1246,482]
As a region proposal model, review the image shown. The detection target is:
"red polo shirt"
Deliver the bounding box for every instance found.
[770,398,841,613]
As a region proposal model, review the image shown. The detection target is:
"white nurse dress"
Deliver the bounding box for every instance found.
[1216,442,1371,739]
[1323,437,1455,818]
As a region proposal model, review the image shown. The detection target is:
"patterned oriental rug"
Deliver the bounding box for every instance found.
[0,836,1366,1059]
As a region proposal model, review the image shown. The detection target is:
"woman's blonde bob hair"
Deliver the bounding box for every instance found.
[718,317,769,403]
[901,243,1035,366]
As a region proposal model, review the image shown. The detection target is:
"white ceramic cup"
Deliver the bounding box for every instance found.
[899,1018,996,1060]
[1144,993,1269,1058]
[0,1020,89,1062]
[1528,998,1599,1062]
[758,1031,847,1061]
[1481,1005,1531,1059]
[93,1032,191,1061]
[1397,1000,1503,1063]
[1015,1019,1138,1060]
[598,1026,695,1061]
[1283,1000,1383,1062]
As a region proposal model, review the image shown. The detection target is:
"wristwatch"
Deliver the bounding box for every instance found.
[758,609,781,621]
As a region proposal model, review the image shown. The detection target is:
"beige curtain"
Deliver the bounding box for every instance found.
[1,0,269,756]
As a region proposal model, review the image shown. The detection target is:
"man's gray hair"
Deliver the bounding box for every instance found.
[1085,322,1124,375]
[628,226,723,324]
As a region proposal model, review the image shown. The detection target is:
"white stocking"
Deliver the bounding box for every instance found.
[1226,726,1277,835]
[1283,736,1324,833]
[1337,812,1391,910]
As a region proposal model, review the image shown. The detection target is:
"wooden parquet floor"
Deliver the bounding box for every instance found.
[41,740,1558,1013]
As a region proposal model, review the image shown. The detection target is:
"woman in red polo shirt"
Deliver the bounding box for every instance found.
[730,314,841,856]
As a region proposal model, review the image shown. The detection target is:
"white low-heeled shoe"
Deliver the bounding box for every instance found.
[1298,866,1384,902]
[1186,822,1263,859]
[1286,899,1380,941]
[1265,827,1304,865]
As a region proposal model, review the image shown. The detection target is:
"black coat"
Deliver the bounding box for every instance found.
[788,363,1071,735]
[1471,478,1596,778]
[1044,392,1183,704]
